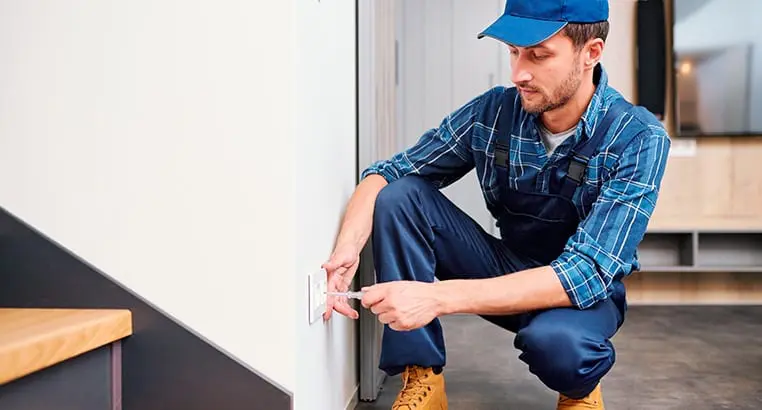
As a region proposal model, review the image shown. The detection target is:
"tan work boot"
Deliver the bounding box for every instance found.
[557,383,604,409]
[391,366,448,409]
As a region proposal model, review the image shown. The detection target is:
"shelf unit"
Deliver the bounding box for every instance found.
[637,229,762,273]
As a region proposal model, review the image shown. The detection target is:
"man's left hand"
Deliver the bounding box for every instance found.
[360,281,445,331]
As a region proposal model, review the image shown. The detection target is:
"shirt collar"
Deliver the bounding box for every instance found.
[579,63,610,141]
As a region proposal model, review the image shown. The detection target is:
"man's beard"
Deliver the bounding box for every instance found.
[519,61,582,114]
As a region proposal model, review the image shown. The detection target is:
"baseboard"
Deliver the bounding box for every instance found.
[344,384,359,410]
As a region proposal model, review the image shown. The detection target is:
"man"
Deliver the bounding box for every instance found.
[323,0,671,408]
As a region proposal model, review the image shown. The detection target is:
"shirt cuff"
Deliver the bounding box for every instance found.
[550,254,604,310]
[361,161,400,183]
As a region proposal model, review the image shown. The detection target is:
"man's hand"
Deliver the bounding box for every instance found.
[322,243,361,320]
[360,281,444,331]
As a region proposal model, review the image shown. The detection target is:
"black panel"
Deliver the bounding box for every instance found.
[636,0,667,118]
[0,207,292,410]
[0,344,112,410]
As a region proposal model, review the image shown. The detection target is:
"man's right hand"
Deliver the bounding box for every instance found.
[322,243,361,320]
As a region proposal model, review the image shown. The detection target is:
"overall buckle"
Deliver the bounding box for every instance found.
[494,143,509,168]
[566,153,589,185]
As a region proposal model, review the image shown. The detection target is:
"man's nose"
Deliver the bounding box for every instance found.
[511,66,532,85]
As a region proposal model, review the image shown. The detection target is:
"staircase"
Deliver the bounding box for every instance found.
[0,207,292,409]
[0,308,132,409]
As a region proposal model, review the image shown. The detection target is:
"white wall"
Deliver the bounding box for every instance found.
[0,0,297,393]
[673,0,762,54]
[601,0,636,101]
[294,1,359,409]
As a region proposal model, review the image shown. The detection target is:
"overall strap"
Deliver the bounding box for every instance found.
[559,98,632,199]
[494,89,517,192]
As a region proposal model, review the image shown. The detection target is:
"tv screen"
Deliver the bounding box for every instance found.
[673,0,762,136]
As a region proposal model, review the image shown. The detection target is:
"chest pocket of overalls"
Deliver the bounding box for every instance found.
[494,96,632,265]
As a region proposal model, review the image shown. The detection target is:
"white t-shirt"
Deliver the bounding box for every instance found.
[538,124,576,156]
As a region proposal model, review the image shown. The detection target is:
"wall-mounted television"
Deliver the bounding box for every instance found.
[672,0,762,136]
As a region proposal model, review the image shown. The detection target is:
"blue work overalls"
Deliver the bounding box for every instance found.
[371,88,631,399]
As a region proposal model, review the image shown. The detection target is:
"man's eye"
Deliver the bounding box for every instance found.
[534,54,549,60]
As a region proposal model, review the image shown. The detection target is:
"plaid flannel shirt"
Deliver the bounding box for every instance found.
[361,65,671,309]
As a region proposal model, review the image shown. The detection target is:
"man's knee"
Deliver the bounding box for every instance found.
[374,176,435,219]
[515,322,615,397]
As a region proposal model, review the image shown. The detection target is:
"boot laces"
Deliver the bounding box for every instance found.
[393,367,433,409]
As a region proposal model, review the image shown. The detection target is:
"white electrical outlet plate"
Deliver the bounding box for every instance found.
[308,268,328,324]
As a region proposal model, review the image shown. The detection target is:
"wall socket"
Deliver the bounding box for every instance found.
[308,268,328,324]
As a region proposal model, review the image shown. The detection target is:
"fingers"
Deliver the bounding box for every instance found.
[327,272,348,291]
[323,293,360,321]
[322,250,357,274]
[321,259,345,273]
[323,302,332,320]
[324,275,348,321]
[389,321,409,332]
[321,259,337,271]
[369,300,390,315]
[360,284,387,309]
[378,312,410,331]
[377,311,395,324]
[325,266,348,281]
[334,299,359,319]
[321,243,361,321]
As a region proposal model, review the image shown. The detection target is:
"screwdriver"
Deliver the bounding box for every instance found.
[324,291,366,300]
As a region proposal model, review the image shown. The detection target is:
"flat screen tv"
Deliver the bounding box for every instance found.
[672,0,762,136]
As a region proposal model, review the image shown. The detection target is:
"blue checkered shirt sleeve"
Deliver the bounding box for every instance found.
[551,128,671,309]
[360,95,482,187]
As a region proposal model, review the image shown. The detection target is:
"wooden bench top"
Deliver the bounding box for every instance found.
[0,308,132,384]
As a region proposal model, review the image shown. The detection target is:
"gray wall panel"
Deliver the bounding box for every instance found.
[0,344,112,410]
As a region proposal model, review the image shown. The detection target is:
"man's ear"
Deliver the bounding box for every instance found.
[585,38,605,68]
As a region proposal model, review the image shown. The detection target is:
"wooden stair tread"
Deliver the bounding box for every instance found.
[0,308,132,384]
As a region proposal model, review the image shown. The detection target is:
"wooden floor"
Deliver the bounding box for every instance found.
[357,306,762,410]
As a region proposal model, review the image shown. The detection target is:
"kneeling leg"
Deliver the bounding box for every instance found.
[513,290,625,399]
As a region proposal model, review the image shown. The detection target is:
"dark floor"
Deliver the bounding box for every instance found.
[356,306,762,410]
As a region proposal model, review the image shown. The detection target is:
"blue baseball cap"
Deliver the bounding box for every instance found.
[478,0,609,47]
